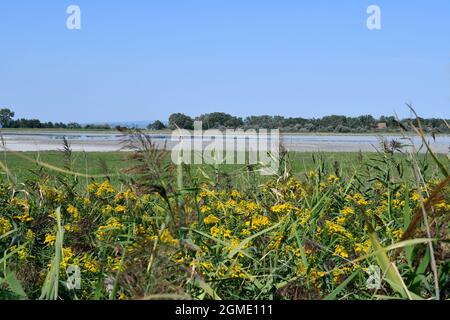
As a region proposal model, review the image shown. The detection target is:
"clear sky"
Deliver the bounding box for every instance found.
[0,1,449,123]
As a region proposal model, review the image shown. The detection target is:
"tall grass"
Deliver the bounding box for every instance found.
[0,113,448,300]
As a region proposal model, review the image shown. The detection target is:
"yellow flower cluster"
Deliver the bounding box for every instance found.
[2,163,448,300]
[270,203,295,215]
[333,244,349,259]
[115,189,136,203]
[347,193,369,206]
[13,199,33,222]
[340,207,354,216]
[44,234,57,246]
[325,220,353,239]
[96,218,124,241]
[0,217,12,235]
[83,255,100,273]
[245,215,270,230]
[392,229,403,240]
[108,256,123,272]
[90,181,115,198]
[328,174,340,184]
[354,240,371,255]
[203,214,220,225]
[67,205,80,220]
[114,205,126,213]
[41,186,63,203]
[159,229,179,246]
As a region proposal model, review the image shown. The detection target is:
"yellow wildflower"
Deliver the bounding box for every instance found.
[392,199,405,209]
[230,264,247,279]
[230,190,242,198]
[353,193,368,206]
[336,216,346,224]
[64,223,81,233]
[269,234,285,250]
[200,206,211,214]
[210,226,221,237]
[328,174,340,183]
[333,267,352,284]
[135,225,147,236]
[114,205,126,213]
[118,293,127,300]
[245,202,259,213]
[223,229,232,239]
[41,186,63,203]
[108,256,123,272]
[245,215,270,230]
[87,183,98,193]
[83,256,100,273]
[115,192,125,203]
[61,247,75,269]
[354,240,371,255]
[160,229,179,246]
[333,245,349,259]
[325,220,352,239]
[102,205,114,215]
[310,269,326,279]
[203,214,220,225]
[14,212,34,223]
[96,218,124,240]
[392,229,403,241]
[0,217,12,235]
[67,205,80,220]
[340,207,354,216]
[200,261,214,271]
[226,199,237,208]
[271,203,294,215]
[95,181,114,198]
[44,234,56,246]
[26,229,35,241]
[18,247,28,261]
[410,192,420,202]
[307,170,317,178]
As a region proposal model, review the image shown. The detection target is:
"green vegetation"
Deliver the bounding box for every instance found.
[2,107,450,133]
[162,111,450,133]
[2,151,447,186]
[0,107,110,130]
[0,128,448,300]
[147,120,166,131]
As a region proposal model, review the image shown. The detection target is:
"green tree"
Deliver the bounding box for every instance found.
[168,113,194,130]
[196,112,243,129]
[148,120,166,130]
[67,122,82,129]
[0,108,15,128]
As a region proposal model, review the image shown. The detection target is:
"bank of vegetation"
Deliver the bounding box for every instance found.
[2,107,449,134]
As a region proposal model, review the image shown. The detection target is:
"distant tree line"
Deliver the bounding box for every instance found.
[149,112,450,133]
[0,108,111,130]
[2,107,448,133]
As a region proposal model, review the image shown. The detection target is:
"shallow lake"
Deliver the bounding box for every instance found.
[0,132,449,153]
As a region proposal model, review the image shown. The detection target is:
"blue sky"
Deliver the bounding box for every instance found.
[0,1,449,123]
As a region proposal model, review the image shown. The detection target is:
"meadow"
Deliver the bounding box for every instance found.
[2,151,446,185]
[0,131,448,300]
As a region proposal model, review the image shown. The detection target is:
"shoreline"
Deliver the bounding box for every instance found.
[1,128,450,137]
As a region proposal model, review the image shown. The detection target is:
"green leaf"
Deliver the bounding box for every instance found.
[40,207,64,300]
[4,269,27,300]
[368,230,423,300]
[324,269,360,300]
